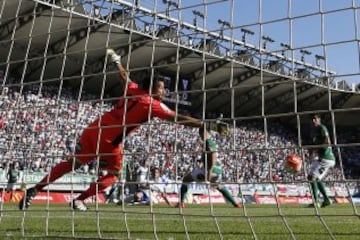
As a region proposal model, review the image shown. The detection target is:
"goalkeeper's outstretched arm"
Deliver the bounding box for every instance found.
[166,114,202,128]
[165,114,229,136]
[106,48,132,83]
[117,64,131,83]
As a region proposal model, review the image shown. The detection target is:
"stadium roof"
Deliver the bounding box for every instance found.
[1,0,360,127]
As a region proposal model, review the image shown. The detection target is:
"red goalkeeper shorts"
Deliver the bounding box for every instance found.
[74,127,123,171]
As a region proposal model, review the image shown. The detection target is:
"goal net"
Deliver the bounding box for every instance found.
[0,0,359,239]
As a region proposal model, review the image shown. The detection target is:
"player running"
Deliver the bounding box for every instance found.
[308,114,335,208]
[19,49,227,211]
[175,127,241,208]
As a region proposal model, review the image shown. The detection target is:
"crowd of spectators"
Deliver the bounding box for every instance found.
[0,84,110,175]
[0,83,358,187]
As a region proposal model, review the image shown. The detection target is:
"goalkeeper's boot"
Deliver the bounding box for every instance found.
[70,199,88,211]
[174,202,185,208]
[19,188,37,210]
[106,48,121,65]
[321,198,331,208]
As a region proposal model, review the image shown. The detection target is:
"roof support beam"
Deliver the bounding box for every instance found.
[0,2,52,40]
[24,9,132,81]
[297,89,328,112]
[260,83,313,115]
[321,93,354,123]
[331,93,353,109]
[228,83,277,117]
[154,48,193,68]
[191,59,229,84]
[193,67,259,110]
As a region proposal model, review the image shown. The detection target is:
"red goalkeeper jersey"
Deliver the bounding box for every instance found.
[86,81,175,146]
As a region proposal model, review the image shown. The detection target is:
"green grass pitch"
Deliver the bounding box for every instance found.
[0,203,359,239]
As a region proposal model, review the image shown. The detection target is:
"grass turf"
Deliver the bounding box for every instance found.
[0,203,359,239]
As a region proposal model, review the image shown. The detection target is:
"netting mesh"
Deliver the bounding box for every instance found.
[0,0,359,239]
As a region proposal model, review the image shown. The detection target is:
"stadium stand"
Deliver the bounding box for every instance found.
[1,83,358,186]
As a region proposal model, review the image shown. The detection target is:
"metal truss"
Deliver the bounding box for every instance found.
[195,67,259,113]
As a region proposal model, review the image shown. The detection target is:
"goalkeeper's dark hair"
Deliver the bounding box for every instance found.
[142,73,162,92]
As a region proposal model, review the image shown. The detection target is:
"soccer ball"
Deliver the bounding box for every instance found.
[284,154,302,173]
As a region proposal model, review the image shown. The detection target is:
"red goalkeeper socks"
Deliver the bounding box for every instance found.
[77,174,117,201]
[35,161,73,191]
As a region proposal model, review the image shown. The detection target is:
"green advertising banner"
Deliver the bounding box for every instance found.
[0,170,94,191]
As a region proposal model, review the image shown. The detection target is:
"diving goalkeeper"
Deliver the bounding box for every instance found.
[19,48,228,211]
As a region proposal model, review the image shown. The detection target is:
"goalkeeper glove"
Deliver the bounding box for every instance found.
[207,121,229,136]
[106,49,121,65]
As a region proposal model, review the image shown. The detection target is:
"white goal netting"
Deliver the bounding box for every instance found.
[0,0,359,239]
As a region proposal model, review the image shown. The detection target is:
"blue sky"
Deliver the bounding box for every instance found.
[183,0,360,85]
[90,0,360,85]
